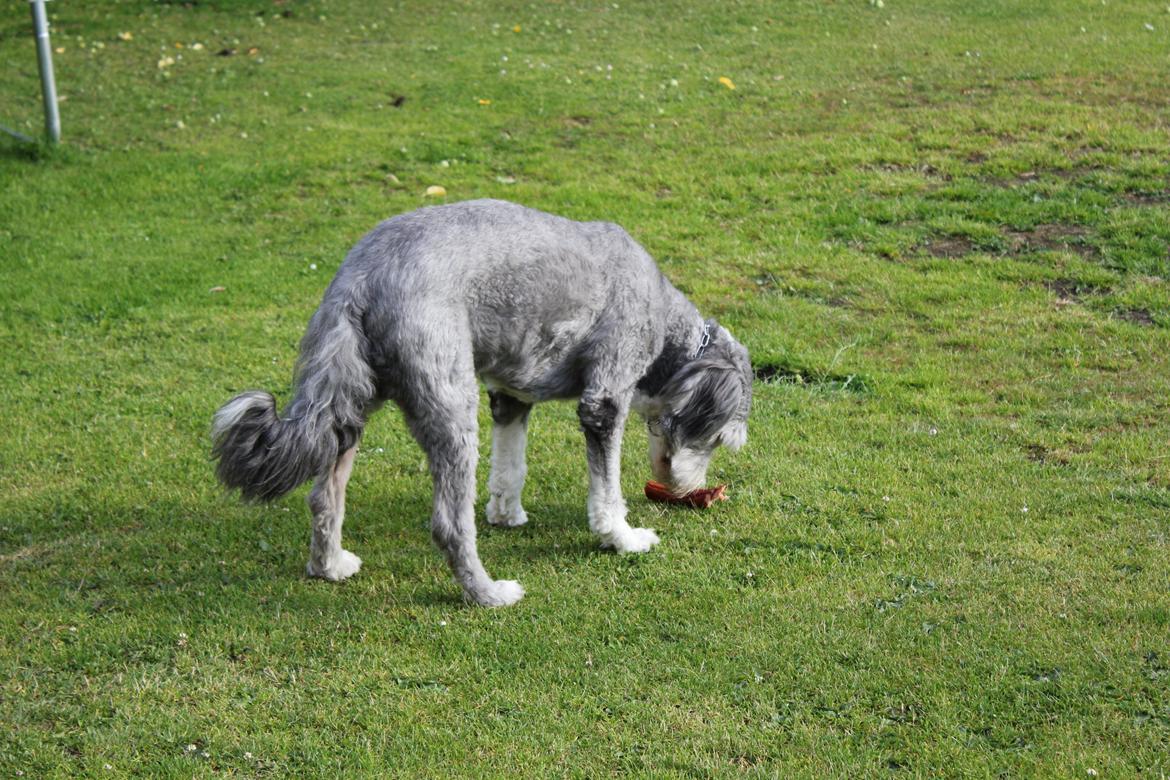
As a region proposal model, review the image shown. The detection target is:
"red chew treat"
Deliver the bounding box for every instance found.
[644,480,728,509]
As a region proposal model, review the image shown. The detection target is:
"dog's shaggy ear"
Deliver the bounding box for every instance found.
[660,360,747,449]
[720,420,748,451]
[658,322,753,452]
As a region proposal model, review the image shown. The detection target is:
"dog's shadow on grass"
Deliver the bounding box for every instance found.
[66,490,656,616]
[236,492,607,608]
[21,478,678,618]
[240,495,609,609]
[478,498,606,559]
[400,496,647,607]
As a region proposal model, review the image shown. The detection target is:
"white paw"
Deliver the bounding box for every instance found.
[610,527,660,554]
[468,579,525,607]
[486,495,528,528]
[306,549,362,581]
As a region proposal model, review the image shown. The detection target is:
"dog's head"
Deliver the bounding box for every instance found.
[646,322,752,495]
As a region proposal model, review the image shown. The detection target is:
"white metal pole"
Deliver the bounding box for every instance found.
[30,0,60,144]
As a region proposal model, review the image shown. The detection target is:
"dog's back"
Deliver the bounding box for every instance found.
[335,199,685,402]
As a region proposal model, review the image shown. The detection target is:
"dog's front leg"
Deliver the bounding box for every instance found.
[486,390,531,528]
[578,393,660,553]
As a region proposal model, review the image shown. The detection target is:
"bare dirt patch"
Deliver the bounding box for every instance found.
[982,166,1099,188]
[924,235,977,258]
[1004,224,1096,258]
[1124,189,1170,205]
[1042,278,1109,303]
[870,162,953,181]
[1115,308,1156,327]
[1024,443,1074,465]
[556,116,594,148]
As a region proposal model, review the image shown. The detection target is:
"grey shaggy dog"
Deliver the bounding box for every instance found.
[213,199,752,607]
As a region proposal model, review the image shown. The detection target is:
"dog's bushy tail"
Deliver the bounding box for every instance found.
[212,301,374,502]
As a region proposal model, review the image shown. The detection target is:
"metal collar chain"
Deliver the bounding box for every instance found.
[693,321,712,359]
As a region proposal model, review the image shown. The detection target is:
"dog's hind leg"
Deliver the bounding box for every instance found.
[486,390,532,528]
[306,446,362,581]
[578,391,660,553]
[399,348,524,607]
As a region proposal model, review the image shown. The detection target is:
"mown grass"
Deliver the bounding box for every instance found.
[2,0,1168,776]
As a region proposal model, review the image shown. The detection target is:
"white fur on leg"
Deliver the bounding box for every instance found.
[306,549,362,581]
[584,411,659,553]
[588,485,659,553]
[486,419,528,527]
[467,578,525,607]
[305,448,360,582]
[608,526,660,553]
[486,495,528,527]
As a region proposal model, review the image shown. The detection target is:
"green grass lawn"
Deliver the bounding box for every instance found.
[2,0,1169,775]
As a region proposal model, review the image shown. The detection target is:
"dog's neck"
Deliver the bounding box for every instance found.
[633,312,710,408]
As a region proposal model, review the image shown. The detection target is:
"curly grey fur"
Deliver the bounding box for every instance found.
[210,199,752,606]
